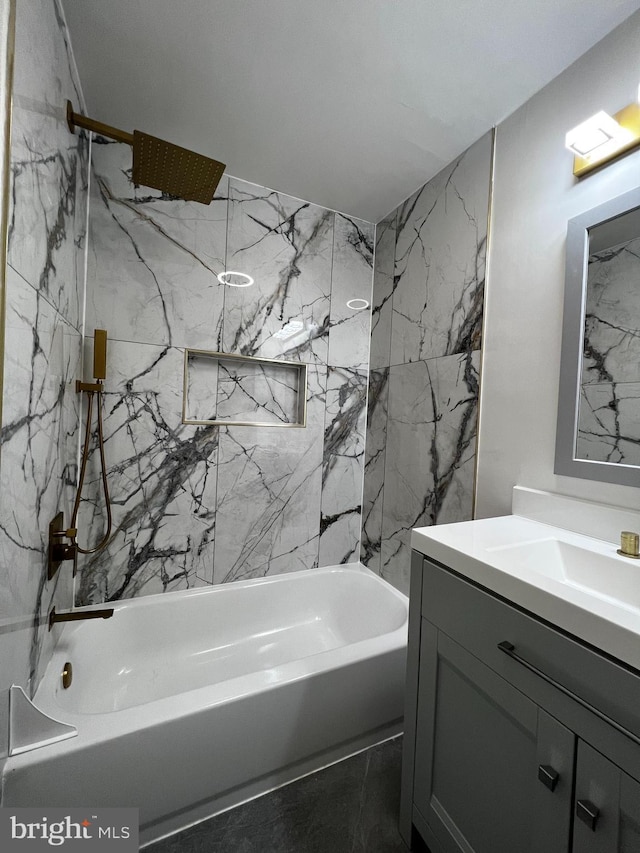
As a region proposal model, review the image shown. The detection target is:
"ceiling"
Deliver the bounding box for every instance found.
[61,0,640,223]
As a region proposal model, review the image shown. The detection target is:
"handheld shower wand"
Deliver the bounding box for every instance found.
[46,331,115,629]
[70,329,113,560]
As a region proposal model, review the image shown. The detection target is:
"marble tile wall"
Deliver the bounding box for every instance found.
[77,141,374,603]
[361,132,492,594]
[577,235,640,464]
[0,0,89,721]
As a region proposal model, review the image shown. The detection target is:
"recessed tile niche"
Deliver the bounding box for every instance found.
[182,349,308,427]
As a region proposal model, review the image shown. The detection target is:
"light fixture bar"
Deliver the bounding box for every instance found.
[569,102,640,178]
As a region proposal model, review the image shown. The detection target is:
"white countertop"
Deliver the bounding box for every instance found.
[411,513,640,671]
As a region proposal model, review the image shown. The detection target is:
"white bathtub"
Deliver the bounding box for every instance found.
[2,565,408,846]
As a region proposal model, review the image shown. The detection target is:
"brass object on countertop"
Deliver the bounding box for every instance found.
[62,662,73,690]
[617,530,640,559]
[66,101,225,204]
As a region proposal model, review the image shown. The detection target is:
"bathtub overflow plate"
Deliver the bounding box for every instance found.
[62,661,73,689]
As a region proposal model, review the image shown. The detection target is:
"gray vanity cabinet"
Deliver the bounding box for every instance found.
[401,551,640,853]
[572,741,640,853]
[413,625,574,852]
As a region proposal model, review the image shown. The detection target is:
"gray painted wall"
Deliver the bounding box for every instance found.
[476,10,640,518]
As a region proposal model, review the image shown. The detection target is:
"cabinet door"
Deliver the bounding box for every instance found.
[573,740,640,853]
[413,624,574,853]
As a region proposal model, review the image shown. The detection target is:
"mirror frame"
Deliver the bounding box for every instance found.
[555,186,640,487]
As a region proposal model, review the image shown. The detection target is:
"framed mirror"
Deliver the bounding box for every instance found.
[555,186,640,486]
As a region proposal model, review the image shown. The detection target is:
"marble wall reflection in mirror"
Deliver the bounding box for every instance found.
[556,187,640,486]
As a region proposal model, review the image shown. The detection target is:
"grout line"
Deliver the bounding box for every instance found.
[472,126,497,520]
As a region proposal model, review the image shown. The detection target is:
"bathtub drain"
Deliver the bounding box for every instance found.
[62,662,73,689]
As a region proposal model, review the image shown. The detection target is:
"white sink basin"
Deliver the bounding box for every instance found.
[411,489,640,670]
[485,538,640,611]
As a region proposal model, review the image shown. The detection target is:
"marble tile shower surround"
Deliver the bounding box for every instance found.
[78,141,373,604]
[360,214,396,576]
[319,366,368,567]
[381,352,480,593]
[361,132,491,594]
[577,235,640,464]
[369,213,396,372]
[86,140,228,352]
[0,0,89,709]
[390,134,488,366]
[360,367,389,577]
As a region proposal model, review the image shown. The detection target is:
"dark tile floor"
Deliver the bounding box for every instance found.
[146,736,414,853]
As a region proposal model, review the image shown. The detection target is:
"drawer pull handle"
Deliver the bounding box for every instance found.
[497,640,640,747]
[538,764,559,792]
[576,799,599,831]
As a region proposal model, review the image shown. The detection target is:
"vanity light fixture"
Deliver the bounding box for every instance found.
[217,271,254,287]
[566,101,640,177]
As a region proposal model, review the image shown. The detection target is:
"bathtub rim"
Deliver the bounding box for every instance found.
[19,563,408,755]
[66,561,407,616]
[3,564,408,846]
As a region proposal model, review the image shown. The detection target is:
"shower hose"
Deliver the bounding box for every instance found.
[70,383,113,554]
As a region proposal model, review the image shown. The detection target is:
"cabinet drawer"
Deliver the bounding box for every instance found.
[420,556,640,776]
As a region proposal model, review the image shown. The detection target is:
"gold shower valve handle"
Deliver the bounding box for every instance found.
[51,527,79,577]
[617,531,640,559]
[47,513,78,580]
[52,527,77,541]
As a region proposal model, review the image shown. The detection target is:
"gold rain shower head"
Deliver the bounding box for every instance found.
[66,101,226,205]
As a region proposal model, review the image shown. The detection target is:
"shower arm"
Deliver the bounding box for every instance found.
[65,100,226,206]
[66,100,134,146]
